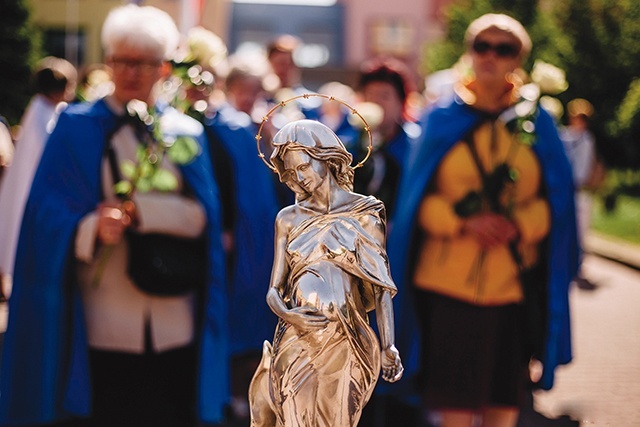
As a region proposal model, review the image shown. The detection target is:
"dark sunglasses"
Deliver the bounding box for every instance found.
[472,40,520,58]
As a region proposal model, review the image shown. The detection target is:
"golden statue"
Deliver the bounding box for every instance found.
[249,102,403,427]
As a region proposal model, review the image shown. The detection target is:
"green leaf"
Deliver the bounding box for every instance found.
[138,161,155,178]
[136,177,153,193]
[153,126,164,143]
[151,168,179,192]
[509,168,520,182]
[114,180,133,197]
[136,145,147,162]
[519,132,536,146]
[120,160,137,180]
[167,136,199,165]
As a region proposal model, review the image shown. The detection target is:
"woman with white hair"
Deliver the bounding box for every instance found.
[0,5,228,426]
[388,13,578,427]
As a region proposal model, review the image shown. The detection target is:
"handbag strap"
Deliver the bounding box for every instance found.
[103,111,160,200]
[104,115,130,201]
[462,120,526,270]
[463,122,502,212]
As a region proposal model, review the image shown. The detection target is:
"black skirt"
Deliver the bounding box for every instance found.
[414,288,530,410]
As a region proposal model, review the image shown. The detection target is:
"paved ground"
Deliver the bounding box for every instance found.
[527,252,640,426]
[518,232,640,426]
[583,231,640,271]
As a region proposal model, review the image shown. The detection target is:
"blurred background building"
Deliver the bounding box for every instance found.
[29,0,454,89]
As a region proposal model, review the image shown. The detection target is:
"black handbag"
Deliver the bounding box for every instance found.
[126,231,207,296]
[105,118,208,296]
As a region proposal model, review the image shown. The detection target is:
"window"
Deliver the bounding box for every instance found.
[43,28,85,65]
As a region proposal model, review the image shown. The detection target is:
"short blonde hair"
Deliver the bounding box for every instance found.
[101,4,179,61]
[267,34,302,59]
[465,13,532,59]
[567,98,594,118]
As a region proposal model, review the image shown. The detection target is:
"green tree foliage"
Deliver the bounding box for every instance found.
[0,0,41,125]
[551,0,640,167]
[423,0,640,167]
[609,79,640,159]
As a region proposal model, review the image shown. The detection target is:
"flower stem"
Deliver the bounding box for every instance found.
[466,249,487,285]
[92,244,116,288]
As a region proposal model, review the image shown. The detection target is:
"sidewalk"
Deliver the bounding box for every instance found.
[521,230,640,426]
[583,230,640,270]
[529,252,640,426]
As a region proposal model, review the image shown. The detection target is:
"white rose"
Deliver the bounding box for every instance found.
[347,102,384,131]
[539,95,564,121]
[187,26,228,68]
[531,60,569,95]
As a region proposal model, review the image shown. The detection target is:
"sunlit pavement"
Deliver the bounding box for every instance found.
[528,253,640,426]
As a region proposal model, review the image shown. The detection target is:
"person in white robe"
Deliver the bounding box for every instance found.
[0,56,76,298]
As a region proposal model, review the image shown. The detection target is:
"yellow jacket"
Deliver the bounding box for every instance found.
[413,115,550,305]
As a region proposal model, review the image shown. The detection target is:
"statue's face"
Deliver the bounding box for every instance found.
[282,149,328,194]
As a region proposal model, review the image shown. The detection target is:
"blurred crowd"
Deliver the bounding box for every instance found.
[0,4,593,427]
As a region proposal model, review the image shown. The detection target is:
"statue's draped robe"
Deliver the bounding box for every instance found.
[258,196,396,427]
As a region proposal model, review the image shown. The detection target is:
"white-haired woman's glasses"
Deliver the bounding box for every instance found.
[109,57,162,75]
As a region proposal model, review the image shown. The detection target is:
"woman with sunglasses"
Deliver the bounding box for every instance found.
[388,13,579,427]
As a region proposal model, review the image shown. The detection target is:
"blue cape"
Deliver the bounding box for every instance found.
[387,97,579,391]
[0,99,229,425]
[206,105,279,355]
[385,124,413,167]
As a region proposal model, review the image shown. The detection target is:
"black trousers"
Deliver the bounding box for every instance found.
[57,343,197,427]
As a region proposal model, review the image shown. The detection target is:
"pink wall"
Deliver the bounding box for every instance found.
[342,0,447,72]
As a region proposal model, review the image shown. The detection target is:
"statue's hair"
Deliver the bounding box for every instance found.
[270,120,354,193]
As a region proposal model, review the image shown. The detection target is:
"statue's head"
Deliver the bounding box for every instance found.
[270,120,354,195]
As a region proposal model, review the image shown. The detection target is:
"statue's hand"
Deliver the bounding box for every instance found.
[381,345,403,383]
[283,306,329,332]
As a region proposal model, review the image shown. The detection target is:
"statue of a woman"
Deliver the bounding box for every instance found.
[249,119,403,427]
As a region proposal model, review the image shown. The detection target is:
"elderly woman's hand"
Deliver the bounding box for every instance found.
[462,212,518,248]
[96,201,133,246]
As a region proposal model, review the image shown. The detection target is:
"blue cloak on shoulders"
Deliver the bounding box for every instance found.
[387,97,579,391]
[206,105,279,356]
[0,98,230,425]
